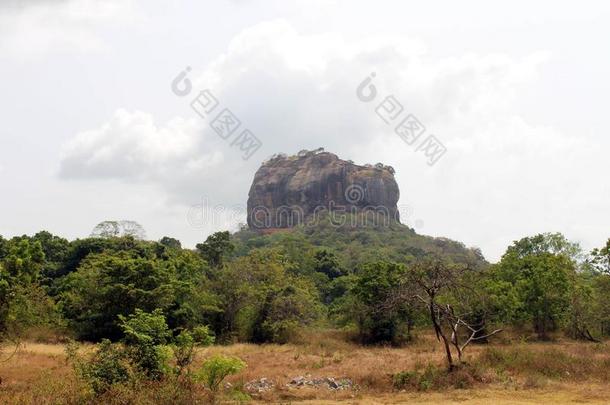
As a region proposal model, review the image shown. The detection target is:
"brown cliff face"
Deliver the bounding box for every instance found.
[247,150,400,230]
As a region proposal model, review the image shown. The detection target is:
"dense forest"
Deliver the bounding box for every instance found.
[2,220,609,346]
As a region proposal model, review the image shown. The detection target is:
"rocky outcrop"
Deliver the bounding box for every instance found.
[247,149,400,230]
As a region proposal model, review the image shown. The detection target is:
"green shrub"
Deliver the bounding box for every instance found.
[392,370,418,389]
[195,355,246,392]
[192,325,216,346]
[173,326,215,376]
[347,262,415,345]
[173,330,195,376]
[418,364,440,391]
[228,390,251,402]
[68,339,132,394]
[392,365,440,391]
[118,309,172,380]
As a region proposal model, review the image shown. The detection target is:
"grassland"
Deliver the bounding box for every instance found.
[1,330,609,404]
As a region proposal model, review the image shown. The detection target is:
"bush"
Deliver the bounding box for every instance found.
[173,326,215,376]
[68,339,132,394]
[348,262,415,345]
[192,325,215,346]
[195,355,246,392]
[173,330,195,376]
[118,309,172,380]
[392,370,419,390]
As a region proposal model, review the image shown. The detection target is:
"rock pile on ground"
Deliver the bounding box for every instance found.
[244,377,275,392]
[287,375,354,390]
[244,375,354,393]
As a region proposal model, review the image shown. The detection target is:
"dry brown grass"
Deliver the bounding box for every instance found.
[0,330,609,404]
[297,384,610,404]
[198,330,453,394]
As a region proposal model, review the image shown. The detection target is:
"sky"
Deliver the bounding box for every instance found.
[0,0,608,262]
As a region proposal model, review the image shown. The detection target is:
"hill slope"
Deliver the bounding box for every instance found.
[232,219,487,271]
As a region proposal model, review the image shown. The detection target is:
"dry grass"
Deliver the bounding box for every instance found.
[196,331,450,394]
[297,384,610,404]
[0,330,609,404]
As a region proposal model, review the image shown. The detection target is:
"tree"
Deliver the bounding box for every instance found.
[196,231,234,268]
[349,262,415,344]
[118,309,172,380]
[2,237,45,284]
[159,236,182,250]
[32,231,69,264]
[403,258,502,370]
[476,269,522,331]
[251,277,321,344]
[58,236,158,279]
[585,239,610,337]
[59,252,177,340]
[590,238,610,274]
[90,220,147,240]
[210,249,321,343]
[566,271,600,342]
[0,237,60,355]
[310,249,348,305]
[593,273,610,335]
[495,234,575,340]
[313,249,345,280]
[31,231,70,282]
[59,243,218,341]
[0,235,7,259]
[506,232,583,261]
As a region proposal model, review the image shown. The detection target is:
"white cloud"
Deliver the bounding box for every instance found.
[62,110,204,178]
[58,19,609,259]
[59,109,246,203]
[0,0,139,58]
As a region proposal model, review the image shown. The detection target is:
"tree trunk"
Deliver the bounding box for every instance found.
[429,302,454,370]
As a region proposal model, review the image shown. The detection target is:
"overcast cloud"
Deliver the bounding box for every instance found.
[1,0,608,261]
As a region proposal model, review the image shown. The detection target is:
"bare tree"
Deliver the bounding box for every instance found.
[403,258,502,370]
[90,220,147,240]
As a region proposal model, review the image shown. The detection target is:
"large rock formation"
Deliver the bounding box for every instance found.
[247,149,400,230]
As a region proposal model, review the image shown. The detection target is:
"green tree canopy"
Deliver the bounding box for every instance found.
[196,231,234,268]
